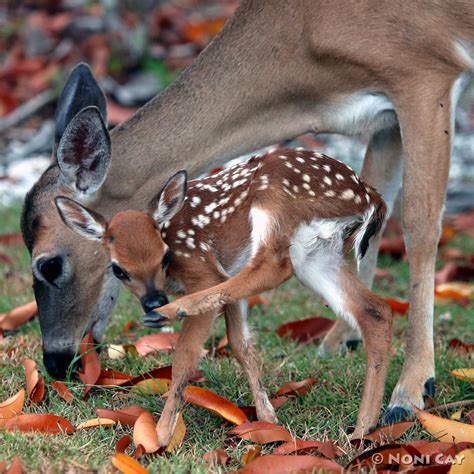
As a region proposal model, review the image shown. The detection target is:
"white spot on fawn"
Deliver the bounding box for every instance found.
[191,196,201,207]
[323,176,332,186]
[341,189,355,200]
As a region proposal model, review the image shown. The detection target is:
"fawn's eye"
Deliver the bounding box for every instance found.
[112,262,129,280]
[162,249,171,269]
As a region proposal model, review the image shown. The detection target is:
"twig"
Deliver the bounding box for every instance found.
[427,399,474,413]
[0,89,56,133]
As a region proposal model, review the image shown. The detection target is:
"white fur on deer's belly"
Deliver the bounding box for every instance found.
[289,218,358,328]
[316,92,397,137]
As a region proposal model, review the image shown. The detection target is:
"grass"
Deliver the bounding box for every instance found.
[0,201,473,473]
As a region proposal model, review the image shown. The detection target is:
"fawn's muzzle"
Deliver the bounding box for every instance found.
[142,311,170,328]
[140,292,169,313]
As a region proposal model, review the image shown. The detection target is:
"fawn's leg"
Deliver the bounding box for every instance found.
[382,74,466,423]
[225,300,277,423]
[156,310,218,447]
[290,234,392,435]
[319,126,403,358]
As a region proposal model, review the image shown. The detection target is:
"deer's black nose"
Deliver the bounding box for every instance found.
[36,256,63,284]
[141,292,169,313]
[43,350,77,379]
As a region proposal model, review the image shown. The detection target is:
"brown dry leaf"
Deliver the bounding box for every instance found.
[0,234,23,246]
[78,332,101,399]
[242,454,342,473]
[2,414,75,434]
[228,421,293,444]
[416,408,474,443]
[134,333,179,357]
[133,412,159,454]
[50,381,73,403]
[242,445,262,465]
[181,386,248,425]
[275,378,318,397]
[448,339,474,353]
[384,297,410,315]
[76,418,116,429]
[357,421,414,444]
[96,369,134,386]
[111,453,149,474]
[435,283,474,299]
[132,378,171,395]
[203,448,229,466]
[0,301,37,331]
[96,406,147,427]
[0,390,25,419]
[166,413,186,453]
[5,456,22,474]
[116,435,133,454]
[448,448,474,474]
[346,443,403,471]
[273,439,343,459]
[450,369,474,383]
[248,294,270,309]
[276,317,334,344]
[23,359,45,404]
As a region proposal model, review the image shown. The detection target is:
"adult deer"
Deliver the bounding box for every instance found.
[54,148,391,442]
[21,0,473,425]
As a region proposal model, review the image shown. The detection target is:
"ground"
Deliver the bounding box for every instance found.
[0,201,473,473]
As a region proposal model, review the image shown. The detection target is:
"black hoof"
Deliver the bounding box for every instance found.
[346,339,362,351]
[424,377,436,399]
[381,406,411,425]
[142,312,169,328]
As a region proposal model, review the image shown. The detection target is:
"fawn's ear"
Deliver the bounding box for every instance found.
[55,196,108,241]
[149,170,187,226]
[56,106,111,198]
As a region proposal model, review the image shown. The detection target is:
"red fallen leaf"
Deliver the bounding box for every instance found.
[133,412,159,454]
[275,378,318,397]
[0,301,37,331]
[215,334,229,353]
[435,261,474,285]
[96,406,147,427]
[116,434,133,453]
[273,439,343,459]
[276,317,334,344]
[23,359,45,404]
[50,381,73,402]
[240,397,288,419]
[346,443,403,470]
[242,454,342,473]
[0,234,23,246]
[384,297,410,315]
[2,414,75,434]
[203,448,229,466]
[451,209,474,238]
[0,389,25,419]
[248,294,270,309]
[78,332,101,399]
[0,253,13,265]
[179,386,248,425]
[111,452,149,474]
[133,444,146,460]
[448,339,474,353]
[120,365,204,387]
[122,320,139,334]
[96,369,134,386]
[182,18,226,44]
[440,248,464,260]
[351,421,414,446]
[107,100,137,126]
[242,445,262,465]
[434,287,470,301]
[5,456,22,474]
[134,333,179,357]
[228,421,293,444]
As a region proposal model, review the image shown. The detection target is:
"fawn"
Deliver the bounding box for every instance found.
[55,148,393,445]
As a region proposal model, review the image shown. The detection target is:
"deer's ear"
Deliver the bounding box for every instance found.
[56,106,111,198]
[149,171,187,226]
[55,63,107,150]
[55,196,107,241]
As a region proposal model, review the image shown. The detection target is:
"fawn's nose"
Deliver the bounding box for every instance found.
[141,292,169,313]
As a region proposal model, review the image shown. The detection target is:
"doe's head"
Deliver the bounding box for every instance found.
[54,170,187,313]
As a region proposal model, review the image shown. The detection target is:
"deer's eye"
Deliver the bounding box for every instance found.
[162,249,171,269]
[112,263,129,280]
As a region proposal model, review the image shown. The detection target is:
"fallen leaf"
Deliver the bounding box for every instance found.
[435,283,474,299]
[448,448,474,473]
[203,448,229,466]
[2,414,75,434]
[276,317,334,344]
[384,297,410,315]
[451,410,463,421]
[275,378,318,397]
[116,435,133,454]
[51,381,74,402]
[450,369,474,383]
[78,332,101,399]
[96,369,134,386]
[76,418,116,429]
[133,412,159,454]
[0,390,24,419]
[5,456,22,474]
[357,421,414,444]
[111,453,149,474]
[228,421,293,444]
[132,378,171,395]
[416,408,474,443]
[248,295,270,309]
[181,386,248,425]
[448,339,474,353]
[273,439,343,459]
[242,454,342,473]
[0,301,37,331]
[0,234,23,246]
[435,262,474,285]
[134,333,179,357]
[346,443,403,470]
[23,359,45,404]
[96,406,147,427]
[242,445,262,465]
[166,412,186,453]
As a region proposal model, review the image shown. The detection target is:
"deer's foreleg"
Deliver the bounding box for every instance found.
[382,77,458,424]
[319,126,403,358]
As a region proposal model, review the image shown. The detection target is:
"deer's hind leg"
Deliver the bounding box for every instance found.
[225,300,277,423]
[290,226,392,435]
